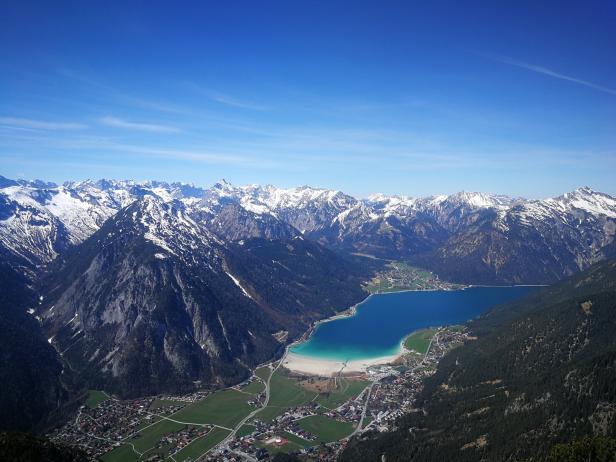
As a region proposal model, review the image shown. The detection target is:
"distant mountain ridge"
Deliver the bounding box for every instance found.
[1,175,614,285]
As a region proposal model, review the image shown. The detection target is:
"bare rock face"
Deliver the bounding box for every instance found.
[38,196,365,398]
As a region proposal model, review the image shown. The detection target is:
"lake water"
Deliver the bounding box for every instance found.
[291,286,536,361]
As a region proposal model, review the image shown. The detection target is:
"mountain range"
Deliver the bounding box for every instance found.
[1,175,615,431]
[2,176,615,283]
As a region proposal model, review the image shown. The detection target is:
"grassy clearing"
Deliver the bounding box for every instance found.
[148,398,184,411]
[140,443,172,460]
[100,444,138,462]
[131,419,185,453]
[241,380,265,394]
[257,431,313,455]
[255,365,272,381]
[259,438,303,454]
[404,328,438,354]
[316,379,369,410]
[170,389,254,428]
[172,427,230,462]
[297,415,354,442]
[282,431,314,448]
[236,424,256,438]
[135,415,160,430]
[254,370,317,422]
[85,390,109,409]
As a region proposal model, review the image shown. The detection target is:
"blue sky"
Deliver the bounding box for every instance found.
[1,1,614,198]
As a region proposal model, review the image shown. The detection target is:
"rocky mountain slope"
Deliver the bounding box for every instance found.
[341,258,616,461]
[2,175,614,285]
[39,196,365,398]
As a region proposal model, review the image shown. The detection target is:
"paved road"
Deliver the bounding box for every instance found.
[350,382,375,437]
[351,328,440,437]
[199,348,289,459]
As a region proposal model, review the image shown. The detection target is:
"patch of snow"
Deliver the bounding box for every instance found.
[225,271,254,300]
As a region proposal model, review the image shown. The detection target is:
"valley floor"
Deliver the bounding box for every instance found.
[49,325,468,461]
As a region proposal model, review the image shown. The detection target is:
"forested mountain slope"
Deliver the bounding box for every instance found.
[342,259,616,461]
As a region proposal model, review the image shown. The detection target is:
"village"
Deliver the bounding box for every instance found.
[48,326,469,461]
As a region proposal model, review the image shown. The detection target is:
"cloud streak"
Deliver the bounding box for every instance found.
[210,93,267,110]
[485,54,616,96]
[0,117,87,130]
[184,83,267,110]
[99,116,180,133]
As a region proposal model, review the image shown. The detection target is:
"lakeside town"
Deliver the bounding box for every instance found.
[364,261,465,293]
[49,325,470,461]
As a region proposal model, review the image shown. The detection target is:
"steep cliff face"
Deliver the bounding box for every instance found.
[341,259,616,462]
[39,196,365,398]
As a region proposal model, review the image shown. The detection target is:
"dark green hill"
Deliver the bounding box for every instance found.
[0,432,86,462]
[341,259,616,461]
[0,257,67,433]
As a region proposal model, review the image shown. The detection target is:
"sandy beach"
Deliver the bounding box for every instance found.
[283,350,402,376]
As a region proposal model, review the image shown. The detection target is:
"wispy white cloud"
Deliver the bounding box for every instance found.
[56,68,189,114]
[210,93,267,110]
[99,116,180,133]
[485,53,616,96]
[0,130,278,169]
[184,83,267,110]
[0,116,87,130]
[112,144,279,168]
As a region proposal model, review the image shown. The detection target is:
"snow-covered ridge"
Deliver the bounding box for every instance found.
[1,174,615,269]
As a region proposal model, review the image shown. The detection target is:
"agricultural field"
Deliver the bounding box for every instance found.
[240,379,265,394]
[101,385,261,461]
[253,370,317,422]
[236,424,256,437]
[172,427,230,461]
[404,328,438,354]
[87,365,370,461]
[316,378,369,409]
[85,390,109,409]
[255,365,272,381]
[259,431,314,455]
[297,415,355,443]
[364,261,462,293]
[171,389,256,428]
[101,419,185,462]
[100,444,138,462]
[148,398,184,411]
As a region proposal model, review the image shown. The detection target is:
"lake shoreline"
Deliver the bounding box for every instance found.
[283,285,540,376]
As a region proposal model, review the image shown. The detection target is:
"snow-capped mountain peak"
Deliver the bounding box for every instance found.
[1,175,615,283]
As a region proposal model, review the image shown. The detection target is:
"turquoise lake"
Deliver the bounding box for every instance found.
[291,286,536,361]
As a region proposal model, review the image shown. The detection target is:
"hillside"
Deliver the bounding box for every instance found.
[38,196,366,398]
[341,259,616,461]
[0,259,67,432]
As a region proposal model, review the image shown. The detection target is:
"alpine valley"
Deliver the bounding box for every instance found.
[1,175,616,460]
